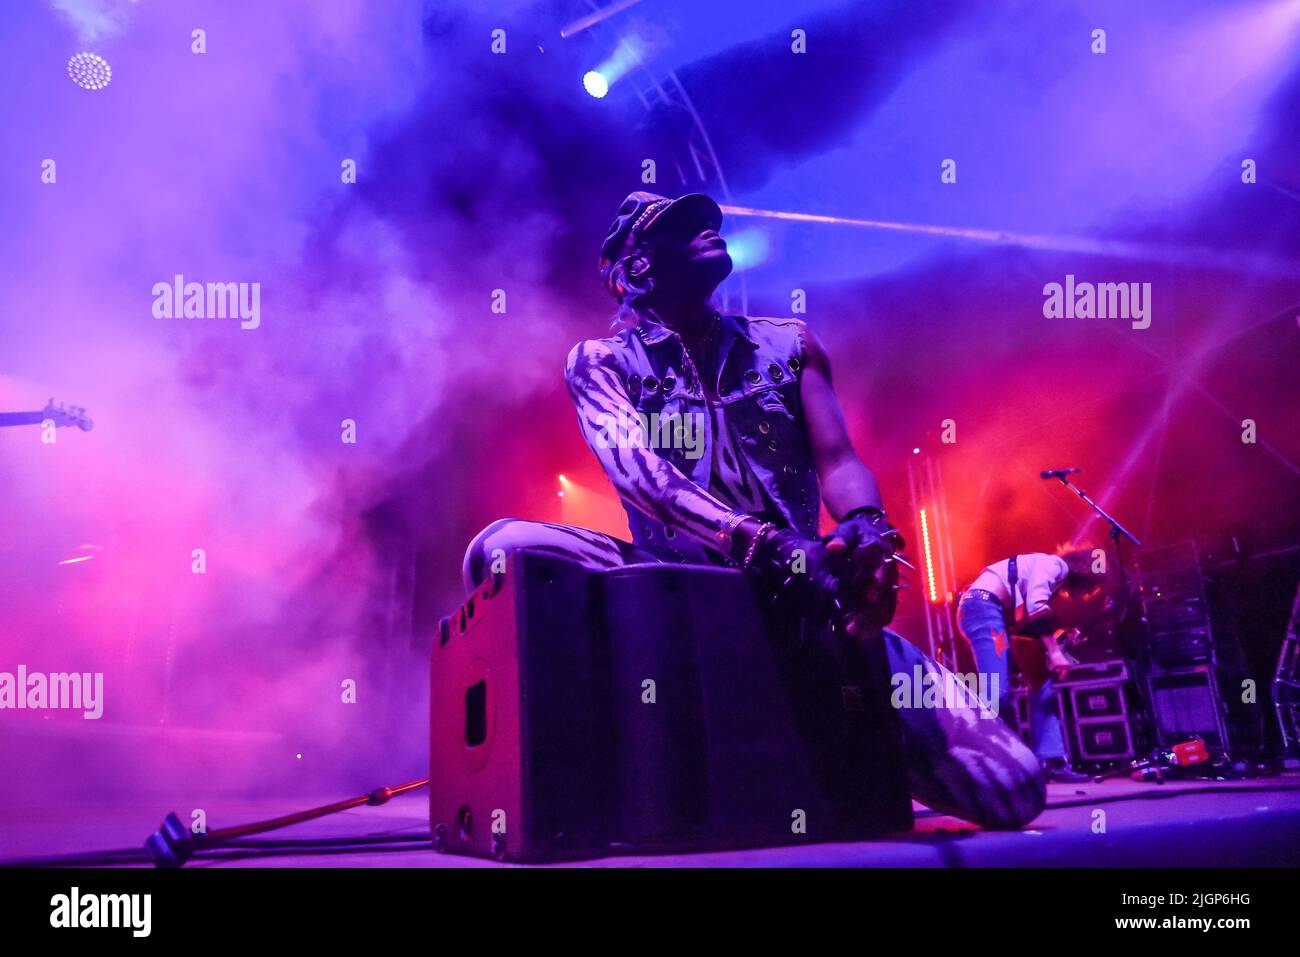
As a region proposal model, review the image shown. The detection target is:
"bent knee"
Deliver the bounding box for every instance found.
[466,517,524,553]
[462,517,524,590]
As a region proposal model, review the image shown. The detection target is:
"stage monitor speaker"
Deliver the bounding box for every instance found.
[429,551,913,863]
[429,552,615,862]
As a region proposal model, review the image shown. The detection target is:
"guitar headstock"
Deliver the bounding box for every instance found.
[42,399,94,432]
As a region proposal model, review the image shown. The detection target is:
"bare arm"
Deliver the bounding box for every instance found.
[799,328,884,519]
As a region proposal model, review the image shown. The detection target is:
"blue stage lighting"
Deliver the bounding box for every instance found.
[723,229,770,272]
[583,71,609,98]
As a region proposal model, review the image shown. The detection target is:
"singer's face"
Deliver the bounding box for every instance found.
[647,217,732,289]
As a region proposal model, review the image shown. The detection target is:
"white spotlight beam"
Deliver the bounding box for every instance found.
[719,204,1299,278]
[561,0,644,39]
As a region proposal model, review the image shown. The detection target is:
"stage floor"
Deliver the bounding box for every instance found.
[4,774,1300,868]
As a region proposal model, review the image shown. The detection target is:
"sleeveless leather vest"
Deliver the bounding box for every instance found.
[594,313,821,563]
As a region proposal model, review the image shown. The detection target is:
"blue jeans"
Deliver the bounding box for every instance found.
[957,596,1064,761]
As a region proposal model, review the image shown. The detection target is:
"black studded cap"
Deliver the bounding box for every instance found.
[598,191,722,297]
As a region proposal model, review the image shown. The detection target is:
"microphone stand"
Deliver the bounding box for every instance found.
[1050,473,1142,605]
[1048,473,1159,755]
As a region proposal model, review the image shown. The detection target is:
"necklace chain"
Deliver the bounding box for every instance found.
[687,313,721,396]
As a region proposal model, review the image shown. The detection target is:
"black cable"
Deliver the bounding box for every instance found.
[0,833,436,869]
[1,850,154,868]
[219,833,432,848]
[178,842,442,865]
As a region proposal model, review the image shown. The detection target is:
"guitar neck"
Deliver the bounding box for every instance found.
[0,412,47,428]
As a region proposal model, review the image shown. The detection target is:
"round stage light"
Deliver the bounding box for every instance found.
[582,70,609,98]
[68,52,112,91]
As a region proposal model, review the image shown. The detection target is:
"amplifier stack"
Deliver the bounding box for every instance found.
[1137,541,1231,754]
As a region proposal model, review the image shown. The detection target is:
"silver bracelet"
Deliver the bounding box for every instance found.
[714,509,749,553]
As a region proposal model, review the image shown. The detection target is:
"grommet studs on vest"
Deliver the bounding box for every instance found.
[602,314,821,560]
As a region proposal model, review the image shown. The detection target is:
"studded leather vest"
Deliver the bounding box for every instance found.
[600,314,821,563]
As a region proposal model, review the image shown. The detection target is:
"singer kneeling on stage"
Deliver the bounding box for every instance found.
[462,191,1047,829]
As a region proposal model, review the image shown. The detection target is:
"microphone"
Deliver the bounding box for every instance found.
[1040,467,1081,480]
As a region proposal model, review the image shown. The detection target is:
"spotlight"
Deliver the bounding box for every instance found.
[722,229,770,272]
[582,35,648,100]
[68,52,112,91]
[583,70,609,98]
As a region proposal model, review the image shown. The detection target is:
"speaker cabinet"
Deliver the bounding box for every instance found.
[430,551,912,862]
[603,563,913,851]
[429,552,614,862]
[1057,663,1138,763]
[1147,666,1229,754]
